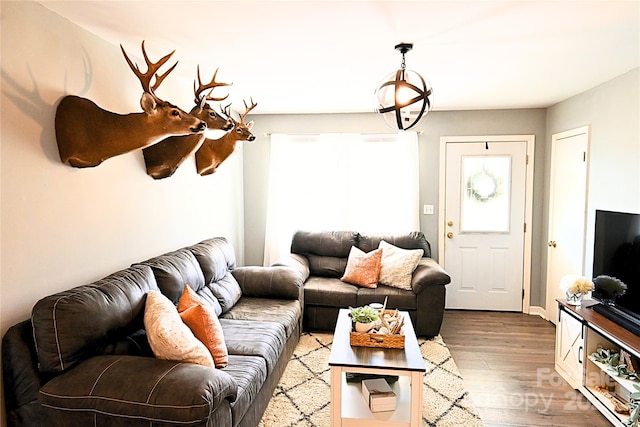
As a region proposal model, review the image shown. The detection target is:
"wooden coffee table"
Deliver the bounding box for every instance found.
[328,308,426,426]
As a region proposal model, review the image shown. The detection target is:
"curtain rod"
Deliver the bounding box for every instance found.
[263,131,424,137]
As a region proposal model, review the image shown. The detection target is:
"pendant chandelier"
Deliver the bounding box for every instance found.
[374,43,432,131]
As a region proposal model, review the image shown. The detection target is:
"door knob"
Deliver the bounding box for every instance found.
[548,241,557,248]
[447,232,454,239]
[447,221,454,227]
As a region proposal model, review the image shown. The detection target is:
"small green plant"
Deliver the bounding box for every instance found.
[349,306,379,323]
[591,347,640,426]
[591,346,620,366]
[590,346,639,381]
[626,384,640,426]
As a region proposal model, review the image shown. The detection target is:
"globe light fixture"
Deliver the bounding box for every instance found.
[374,43,432,131]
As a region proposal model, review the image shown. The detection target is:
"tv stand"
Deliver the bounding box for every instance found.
[555,299,640,426]
[592,303,640,337]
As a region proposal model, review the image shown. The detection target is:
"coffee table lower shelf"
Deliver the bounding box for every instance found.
[330,366,423,427]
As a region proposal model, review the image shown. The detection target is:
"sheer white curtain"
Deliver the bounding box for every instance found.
[263,132,420,265]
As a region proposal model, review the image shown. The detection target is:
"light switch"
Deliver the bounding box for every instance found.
[423,204,434,215]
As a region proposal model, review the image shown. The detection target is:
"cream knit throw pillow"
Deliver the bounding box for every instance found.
[144,290,214,368]
[378,240,424,291]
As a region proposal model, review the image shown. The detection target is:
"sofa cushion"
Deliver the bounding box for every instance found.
[144,291,214,368]
[291,230,358,258]
[178,286,228,368]
[378,241,423,290]
[291,231,357,277]
[358,231,431,258]
[303,277,358,307]
[193,286,223,316]
[31,265,158,375]
[189,237,237,284]
[219,319,286,374]
[306,255,349,278]
[341,247,382,288]
[221,297,301,338]
[232,266,303,300]
[99,329,153,358]
[208,273,242,314]
[39,355,237,425]
[355,285,419,310]
[136,248,205,304]
[221,355,268,426]
[175,236,242,314]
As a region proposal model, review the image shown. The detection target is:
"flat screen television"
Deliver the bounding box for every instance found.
[591,209,640,336]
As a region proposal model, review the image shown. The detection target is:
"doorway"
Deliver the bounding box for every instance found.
[545,126,590,324]
[439,135,535,311]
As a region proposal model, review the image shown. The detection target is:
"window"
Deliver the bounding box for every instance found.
[263,132,420,265]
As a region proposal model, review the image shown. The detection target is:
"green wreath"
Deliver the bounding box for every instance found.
[466,169,502,203]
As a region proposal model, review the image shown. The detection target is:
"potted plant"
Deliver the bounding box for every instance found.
[350,306,380,333]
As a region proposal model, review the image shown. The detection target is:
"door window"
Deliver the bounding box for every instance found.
[460,155,511,233]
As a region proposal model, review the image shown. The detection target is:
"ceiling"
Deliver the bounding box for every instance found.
[37,1,639,115]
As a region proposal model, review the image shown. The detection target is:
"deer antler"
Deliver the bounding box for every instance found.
[221,103,232,119]
[194,66,231,104]
[121,40,177,100]
[238,98,258,124]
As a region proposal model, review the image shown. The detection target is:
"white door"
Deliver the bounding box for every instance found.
[545,126,589,324]
[443,139,529,311]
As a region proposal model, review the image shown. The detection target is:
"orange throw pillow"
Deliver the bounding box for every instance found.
[341,247,382,288]
[178,286,229,368]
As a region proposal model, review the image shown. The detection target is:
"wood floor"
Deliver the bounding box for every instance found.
[439,310,612,427]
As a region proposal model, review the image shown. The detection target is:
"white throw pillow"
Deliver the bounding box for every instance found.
[144,290,214,368]
[378,240,424,291]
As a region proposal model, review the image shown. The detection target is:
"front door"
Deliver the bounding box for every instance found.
[442,138,530,311]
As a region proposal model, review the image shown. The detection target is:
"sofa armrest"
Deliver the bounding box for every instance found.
[39,355,237,424]
[2,320,51,427]
[232,266,304,300]
[272,254,310,282]
[411,258,451,295]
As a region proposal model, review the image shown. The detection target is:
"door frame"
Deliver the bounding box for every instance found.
[438,135,535,314]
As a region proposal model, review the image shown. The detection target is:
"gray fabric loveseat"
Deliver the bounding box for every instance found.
[275,230,451,337]
[2,237,303,427]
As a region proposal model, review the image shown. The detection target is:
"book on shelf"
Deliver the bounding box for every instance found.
[361,378,397,412]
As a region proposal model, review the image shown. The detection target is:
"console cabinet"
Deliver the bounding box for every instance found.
[555,300,640,426]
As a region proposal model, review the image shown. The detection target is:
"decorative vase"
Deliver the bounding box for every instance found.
[566,292,584,306]
[355,321,375,333]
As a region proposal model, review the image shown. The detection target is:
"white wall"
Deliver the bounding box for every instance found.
[0,2,244,422]
[544,68,640,300]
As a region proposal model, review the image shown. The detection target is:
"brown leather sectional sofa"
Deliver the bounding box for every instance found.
[2,237,303,427]
[275,230,451,337]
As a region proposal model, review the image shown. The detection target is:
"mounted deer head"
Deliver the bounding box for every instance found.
[142,66,233,179]
[55,41,207,168]
[195,98,257,176]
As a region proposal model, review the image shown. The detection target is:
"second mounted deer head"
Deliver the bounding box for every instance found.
[195,98,257,176]
[55,41,207,168]
[142,66,233,179]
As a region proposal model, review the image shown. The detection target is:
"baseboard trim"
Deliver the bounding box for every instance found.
[528,305,546,319]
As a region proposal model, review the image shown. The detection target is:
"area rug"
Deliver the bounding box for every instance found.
[259,332,483,427]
